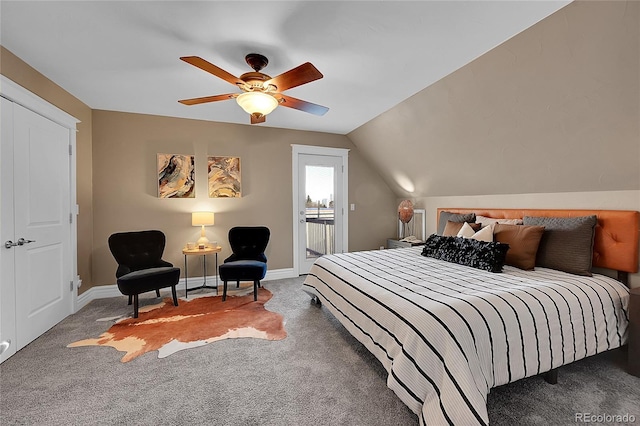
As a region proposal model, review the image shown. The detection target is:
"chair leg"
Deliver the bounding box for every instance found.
[171,285,178,306]
[128,295,132,305]
[253,281,258,301]
[155,289,161,298]
[133,294,139,318]
[223,281,228,301]
[236,280,240,288]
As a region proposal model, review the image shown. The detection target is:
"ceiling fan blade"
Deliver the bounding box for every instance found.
[180,56,244,86]
[251,114,266,125]
[178,93,237,106]
[264,62,323,92]
[277,94,329,116]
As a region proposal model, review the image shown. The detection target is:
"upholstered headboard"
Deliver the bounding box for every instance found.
[437,209,640,276]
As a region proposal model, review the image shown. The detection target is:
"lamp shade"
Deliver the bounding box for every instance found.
[236,92,279,117]
[192,211,214,227]
[398,200,414,224]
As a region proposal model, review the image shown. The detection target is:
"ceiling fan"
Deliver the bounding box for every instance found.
[178,53,329,124]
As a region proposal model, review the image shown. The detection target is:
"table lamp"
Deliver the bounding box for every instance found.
[398,200,414,239]
[192,211,214,248]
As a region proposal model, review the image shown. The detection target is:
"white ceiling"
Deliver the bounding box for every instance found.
[1,1,570,135]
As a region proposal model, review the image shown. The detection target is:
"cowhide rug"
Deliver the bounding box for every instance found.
[68,287,286,362]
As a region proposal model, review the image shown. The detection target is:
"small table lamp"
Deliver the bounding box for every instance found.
[192,211,214,247]
[398,200,414,239]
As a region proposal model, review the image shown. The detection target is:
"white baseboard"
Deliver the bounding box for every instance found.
[264,268,297,281]
[76,284,121,311]
[75,267,298,312]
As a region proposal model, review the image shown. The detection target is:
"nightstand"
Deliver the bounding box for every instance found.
[387,238,425,249]
[629,287,640,377]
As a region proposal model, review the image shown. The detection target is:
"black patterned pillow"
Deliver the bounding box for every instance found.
[421,234,510,273]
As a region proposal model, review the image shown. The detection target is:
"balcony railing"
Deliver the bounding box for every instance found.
[306,208,334,257]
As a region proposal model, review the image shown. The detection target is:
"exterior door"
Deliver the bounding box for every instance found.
[1,100,73,360]
[293,146,349,275]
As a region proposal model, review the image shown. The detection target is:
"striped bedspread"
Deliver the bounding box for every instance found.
[302,246,629,426]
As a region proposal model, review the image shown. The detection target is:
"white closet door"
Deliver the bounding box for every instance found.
[13,102,72,349]
[1,98,17,362]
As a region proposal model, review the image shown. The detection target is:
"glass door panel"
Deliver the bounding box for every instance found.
[297,153,343,274]
[305,165,335,259]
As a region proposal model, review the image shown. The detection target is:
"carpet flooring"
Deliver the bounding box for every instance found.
[1,276,638,425]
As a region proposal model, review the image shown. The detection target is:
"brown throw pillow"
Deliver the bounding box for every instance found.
[522,215,597,276]
[437,212,476,235]
[493,224,545,270]
[442,220,481,237]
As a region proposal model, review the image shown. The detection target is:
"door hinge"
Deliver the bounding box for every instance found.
[70,280,74,291]
[69,145,73,155]
[69,213,73,224]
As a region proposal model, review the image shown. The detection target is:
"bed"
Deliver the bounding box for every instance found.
[302,208,639,426]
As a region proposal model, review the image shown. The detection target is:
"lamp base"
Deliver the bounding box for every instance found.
[197,236,209,248]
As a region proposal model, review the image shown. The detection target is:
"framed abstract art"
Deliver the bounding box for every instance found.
[157,153,195,198]
[208,156,241,198]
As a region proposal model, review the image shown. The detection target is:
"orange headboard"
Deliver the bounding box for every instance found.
[437,208,640,274]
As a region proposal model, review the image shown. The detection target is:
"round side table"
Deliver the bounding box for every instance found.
[182,246,222,297]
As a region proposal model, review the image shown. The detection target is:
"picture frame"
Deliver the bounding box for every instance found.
[208,156,241,198]
[157,153,195,198]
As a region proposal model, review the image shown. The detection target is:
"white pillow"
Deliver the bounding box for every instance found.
[456,221,477,238]
[476,215,523,228]
[457,221,494,242]
[469,225,494,242]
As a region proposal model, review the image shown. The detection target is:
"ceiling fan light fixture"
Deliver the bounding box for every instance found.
[236,91,279,117]
[179,55,328,124]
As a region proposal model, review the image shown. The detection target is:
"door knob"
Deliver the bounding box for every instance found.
[17,238,35,245]
[4,240,18,249]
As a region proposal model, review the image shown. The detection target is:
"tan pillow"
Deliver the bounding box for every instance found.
[443,220,481,237]
[493,223,545,270]
[457,221,479,238]
[457,222,493,242]
[476,215,523,228]
[467,224,494,242]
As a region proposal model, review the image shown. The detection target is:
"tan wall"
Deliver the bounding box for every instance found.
[349,1,640,285]
[348,1,639,199]
[0,46,94,292]
[91,110,397,286]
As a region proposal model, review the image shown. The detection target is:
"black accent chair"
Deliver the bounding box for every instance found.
[108,230,180,318]
[218,226,270,301]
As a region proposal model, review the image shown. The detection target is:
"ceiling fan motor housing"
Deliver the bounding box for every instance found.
[239,72,273,92]
[245,53,269,71]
